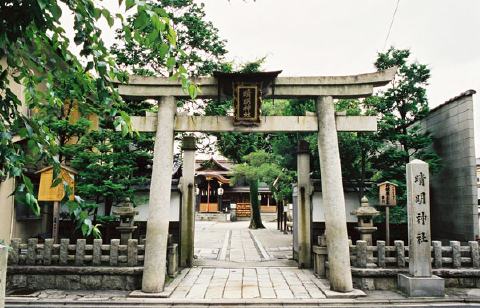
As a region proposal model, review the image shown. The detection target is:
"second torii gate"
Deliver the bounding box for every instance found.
[116,67,396,294]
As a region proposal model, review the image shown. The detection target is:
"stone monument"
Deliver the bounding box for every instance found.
[398,159,445,297]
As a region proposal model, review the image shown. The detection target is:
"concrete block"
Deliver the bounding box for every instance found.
[397,274,444,297]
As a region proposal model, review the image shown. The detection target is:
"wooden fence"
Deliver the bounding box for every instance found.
[313,240,480,276]
[8,238,145,267]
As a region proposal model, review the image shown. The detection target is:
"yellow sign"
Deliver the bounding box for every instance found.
[37,166,76,202]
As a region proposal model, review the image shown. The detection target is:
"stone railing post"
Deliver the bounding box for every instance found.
[0,244,7,308]
[451,241,461,268]
[469,241,480,268]
[356,240,368,268]
[394,240,405,268]
[26,238,37,265]
[377,240,386,268]
[43,239,53,266]
[8,239,20,265]
[128,239,139,267]
[93,239,102,266]
[432,241,443,268]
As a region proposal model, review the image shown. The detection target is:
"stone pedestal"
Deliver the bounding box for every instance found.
[0,244,7,308]
[398,274,445,297]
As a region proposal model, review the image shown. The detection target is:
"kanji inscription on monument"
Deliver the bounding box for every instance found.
[406,159,432,277]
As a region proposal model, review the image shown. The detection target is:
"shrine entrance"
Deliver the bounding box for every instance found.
[116,67,396,294]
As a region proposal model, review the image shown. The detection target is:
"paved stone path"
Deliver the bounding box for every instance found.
[194,220,293,264]
[178,220,329,299]
[170,267,326,299]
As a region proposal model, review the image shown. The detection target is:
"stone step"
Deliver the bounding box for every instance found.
[6,297,480,307]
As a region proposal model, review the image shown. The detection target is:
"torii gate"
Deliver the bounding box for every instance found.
[116,68,396,294]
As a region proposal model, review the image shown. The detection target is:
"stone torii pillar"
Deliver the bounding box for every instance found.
[317,96,353,292]
[297,140,312,268]
[180,136,196,268]
[142,96,176,293]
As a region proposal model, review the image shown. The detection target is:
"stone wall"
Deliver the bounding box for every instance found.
[7,267,142,291]
[414,90,478,241]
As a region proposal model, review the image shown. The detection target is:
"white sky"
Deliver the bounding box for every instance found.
[63,0,480,155]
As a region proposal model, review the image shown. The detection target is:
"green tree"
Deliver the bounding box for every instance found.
[231,151,287,229]
[369,47,441,223]
[112,0,227,77]
[0,0,196,237]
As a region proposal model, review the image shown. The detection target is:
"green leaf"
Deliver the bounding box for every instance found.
[125,0,135,10]
[158,43,169,59]
[22,175,34,193]
[102,9,114,27]
[166,57,176,70]
[188,84,197,99]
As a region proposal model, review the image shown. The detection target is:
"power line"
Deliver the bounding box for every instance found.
[383,0,401,51]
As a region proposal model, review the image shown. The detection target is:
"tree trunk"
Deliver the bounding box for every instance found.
[248,179,265,229]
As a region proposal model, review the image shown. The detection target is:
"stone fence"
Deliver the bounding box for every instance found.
[313,240,480,290]
[6,238,179,292]
[8,238,145,267]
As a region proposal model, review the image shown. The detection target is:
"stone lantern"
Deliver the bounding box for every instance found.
[113,198,138,244]
[351,196,379,246]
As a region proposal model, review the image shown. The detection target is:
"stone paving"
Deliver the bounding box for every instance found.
[176,220,327,300]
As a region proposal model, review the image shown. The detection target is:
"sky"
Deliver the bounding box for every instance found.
[199,0,480,108]
[62,0,480,154]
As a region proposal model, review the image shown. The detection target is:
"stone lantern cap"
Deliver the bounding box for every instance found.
[112,198,138,217]
[351,196,379,217]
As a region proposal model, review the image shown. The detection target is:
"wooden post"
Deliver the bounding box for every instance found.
[385,207,390,246]
[52,201,60,244]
